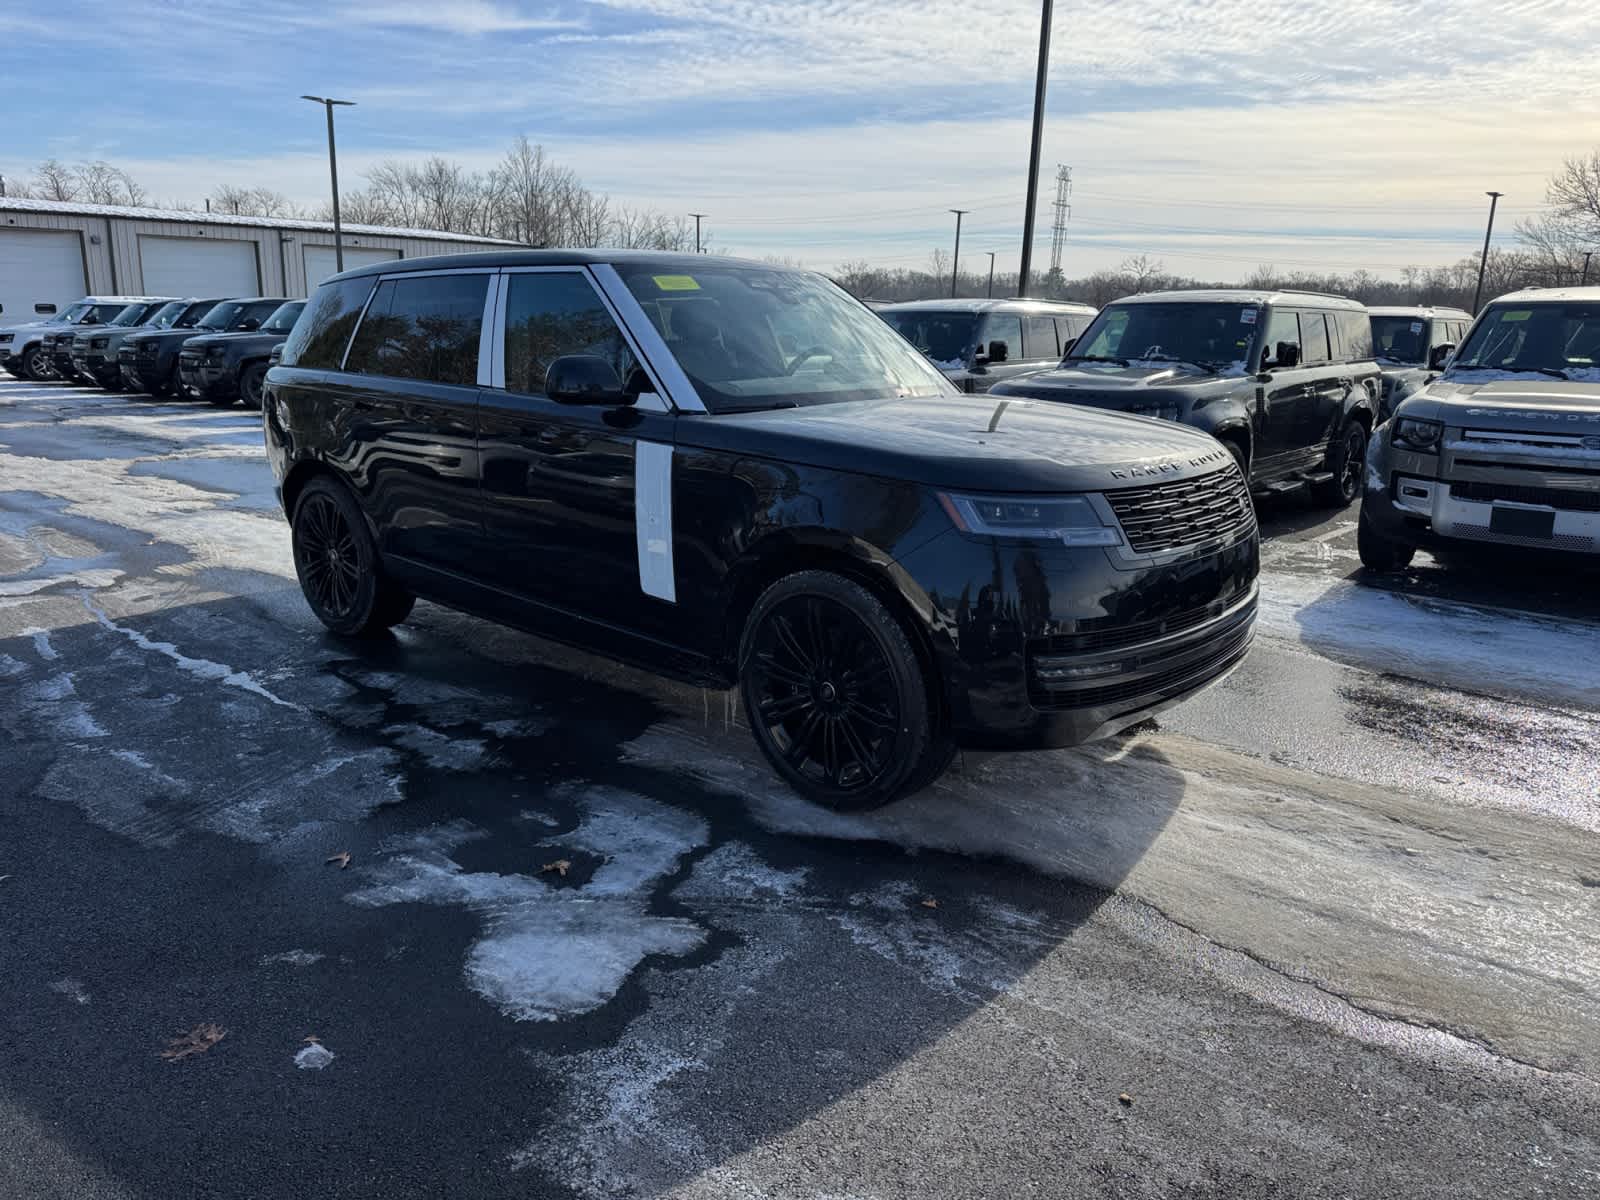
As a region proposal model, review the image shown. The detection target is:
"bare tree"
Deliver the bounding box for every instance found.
[1543,150,1600,243]
[33,159,77,201]
[1119,254,1169,294]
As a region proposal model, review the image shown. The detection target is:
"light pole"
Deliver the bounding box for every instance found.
[949,209,968,297]
[689,212,707,253]
[302,95,356,273]
[1472,190,1503,313]
[986,251,997,298]
[1583,251,1593,286]
[1017,0,1054,298]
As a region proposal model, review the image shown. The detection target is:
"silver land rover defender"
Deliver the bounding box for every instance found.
[1359,287,1600,569]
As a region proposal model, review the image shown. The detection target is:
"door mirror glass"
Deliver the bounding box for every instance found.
[1269,341,1300,369]
[237,317,261,332]
[984,339,1010,363]
[546,354,630,406]
[1429,342,1455,370]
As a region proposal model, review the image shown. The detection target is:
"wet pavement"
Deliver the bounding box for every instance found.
[2,376,1598,1199]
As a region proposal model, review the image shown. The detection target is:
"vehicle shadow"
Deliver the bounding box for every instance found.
[0,584,1187,1199]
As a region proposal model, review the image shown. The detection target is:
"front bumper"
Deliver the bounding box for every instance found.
[1364,431,1600,556]
[177,354,236,400]
[71,349,119,385]
[899,526,1260,749]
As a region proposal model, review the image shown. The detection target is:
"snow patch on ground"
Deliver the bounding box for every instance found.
[260,950,326,968]
[671,841,809,903]
[349,790,710,1022]
[25,628,59,660]
[294,1042,336,1070]
[1257,570,1600,710]
[380,723,495,772]
[0,568,121,596]
[48,978,90,1005]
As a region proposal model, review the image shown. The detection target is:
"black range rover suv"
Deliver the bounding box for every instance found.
[265,253,1259,808]
[990,289,1381,507]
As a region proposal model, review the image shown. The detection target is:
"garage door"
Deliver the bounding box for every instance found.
[303,244,401,287]
[139,236,259,297]
[0,229,87,320]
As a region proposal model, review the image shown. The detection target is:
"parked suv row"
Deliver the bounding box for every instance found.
[879,298,1098,393]
[119,296,298,406]
[0,297,159,381]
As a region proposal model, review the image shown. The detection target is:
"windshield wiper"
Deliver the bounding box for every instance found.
[1456,364,1570,379]
[1376,354,1420,365]
[1064,354,1131,366]
[715,400,801,413]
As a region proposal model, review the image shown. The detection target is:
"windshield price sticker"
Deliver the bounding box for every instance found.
[653,275,701,292]
[1411,322,1424,333]
[1240,308,1257,324]
[1501,310,1532,322]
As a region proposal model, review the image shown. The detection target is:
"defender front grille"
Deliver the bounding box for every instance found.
[1104,467,1254,554]
[1450,480,1600,513]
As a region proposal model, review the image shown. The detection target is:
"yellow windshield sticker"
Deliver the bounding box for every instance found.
[653,275,701,291]
[1500,309,1532,322]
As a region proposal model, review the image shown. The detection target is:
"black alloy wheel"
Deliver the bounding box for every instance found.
[291,477,414,636]
[239,362,268,410]
[1315,420,1368,507]
[740,570,950,810]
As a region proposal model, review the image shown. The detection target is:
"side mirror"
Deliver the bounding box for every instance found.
[268,344,284,365]
[986,339,1010,363]
[81,313,100,325]
[1274,341,1300,369]
[1429,342,1455,370]
[1059,337,1077,358]
[238,317,261,332]
[546,354,629,406]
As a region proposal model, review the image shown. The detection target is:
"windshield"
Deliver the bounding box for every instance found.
[51,302,94,325]
[1069,301,1260,369]
[618,265,954,413]
[109,303,155,328]
[261,301,305,334]
[880,311,981,369]
[144,301,188,329]
[176,301,217,329]
[1371,315,1430,364]
[1452,303,1600,377]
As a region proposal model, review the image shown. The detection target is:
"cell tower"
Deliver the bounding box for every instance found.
[1049,165,1072,275]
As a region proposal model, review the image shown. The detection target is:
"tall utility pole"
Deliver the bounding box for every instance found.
[986,251,997,298]
[949,209,969,298]
[1583,251,1593,286]
[302,95,356,272]
[1472,190,1503,313]
[1049,165,1072,276]
[1017,0,1054,298]
[689,213,707,253]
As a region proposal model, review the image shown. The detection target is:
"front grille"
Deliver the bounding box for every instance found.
[1027,597,1256,711]
[1104,467,1255,554]
[1446,523,1594,552]
[1450,480,1600,513]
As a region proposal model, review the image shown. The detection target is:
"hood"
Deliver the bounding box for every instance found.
[181,330,287,353]
[134,327,213,346]
[677,393,1233,492]
[1398,376,1600,434]
[990,362,1243,409]
[0,317,67,336]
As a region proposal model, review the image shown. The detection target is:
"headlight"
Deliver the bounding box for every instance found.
[1392,417,1443,452]
[938,492,1121,547]
[1129,403,1182,423]
[0,334,13,344]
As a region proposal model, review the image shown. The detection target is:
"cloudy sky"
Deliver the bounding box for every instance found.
[3,0,1598,279]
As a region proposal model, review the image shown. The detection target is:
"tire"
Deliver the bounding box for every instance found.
[239,362,267,410]
[738,569,951,810]
[146,365,175,398]
[20,345,50,381]
[1314,419,1368,507]
[1358,509,1416,572]
[207,392,238,409]
[290,476,415,637]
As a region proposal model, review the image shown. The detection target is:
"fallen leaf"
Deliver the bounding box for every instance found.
[1118,1093,1134,1107]
[160,1023,227,1061]
[541,859,572,877]
[325,851,351,869]
[920,898,939,909]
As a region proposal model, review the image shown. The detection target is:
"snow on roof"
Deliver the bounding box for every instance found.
[1369,305,1473,318]
[1491,285,1600,305]
[0,196,522,246]
[877,297,1097,313]
[1116,288,1365,309]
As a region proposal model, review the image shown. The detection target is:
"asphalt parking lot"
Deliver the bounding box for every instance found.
[3,375,1599,1199]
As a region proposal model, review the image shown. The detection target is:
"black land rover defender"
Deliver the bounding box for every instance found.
[990,289,1381,507]
[265,252,1259,810]
[122,297,286,397]
[177,300,305,408]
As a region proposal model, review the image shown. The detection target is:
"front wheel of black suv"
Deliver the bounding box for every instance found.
[1357,509,1416,571]
[1314,419,1368,507]
[291,477,416,636]
[738,570,952,810]
[239,363,268,410]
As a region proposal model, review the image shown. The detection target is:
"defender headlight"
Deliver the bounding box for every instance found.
[1392,417,1442,452]
[1130,403,1182,423]
[938,492,1121,547]
[0,334,13,344]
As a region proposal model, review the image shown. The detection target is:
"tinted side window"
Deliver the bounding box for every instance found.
[503,272,640,397]
[1023,316,1057,359]
[281,276,375,369]
[346,273,488,386]
[1264,308,1299,361]
[983,313,1022,356]
[1297,312,1331,365]
[1334,310,1373,361]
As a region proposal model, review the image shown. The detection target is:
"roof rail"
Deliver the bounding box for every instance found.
[1273,288,1355,301]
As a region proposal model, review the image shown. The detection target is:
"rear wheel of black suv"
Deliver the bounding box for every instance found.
[1314,419,1367,507]
[739,570,952,810]
[291,477,415,637]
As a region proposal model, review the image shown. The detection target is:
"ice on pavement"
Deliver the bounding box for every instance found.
[294,1042,336,1070]
[1257,570,1600,710]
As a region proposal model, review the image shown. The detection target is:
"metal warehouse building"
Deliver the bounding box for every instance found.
[0,197,521,319]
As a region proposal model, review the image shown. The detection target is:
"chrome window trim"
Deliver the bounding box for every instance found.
[372,266,502,281]
[477,271,504,389]
[588,262,707,414]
